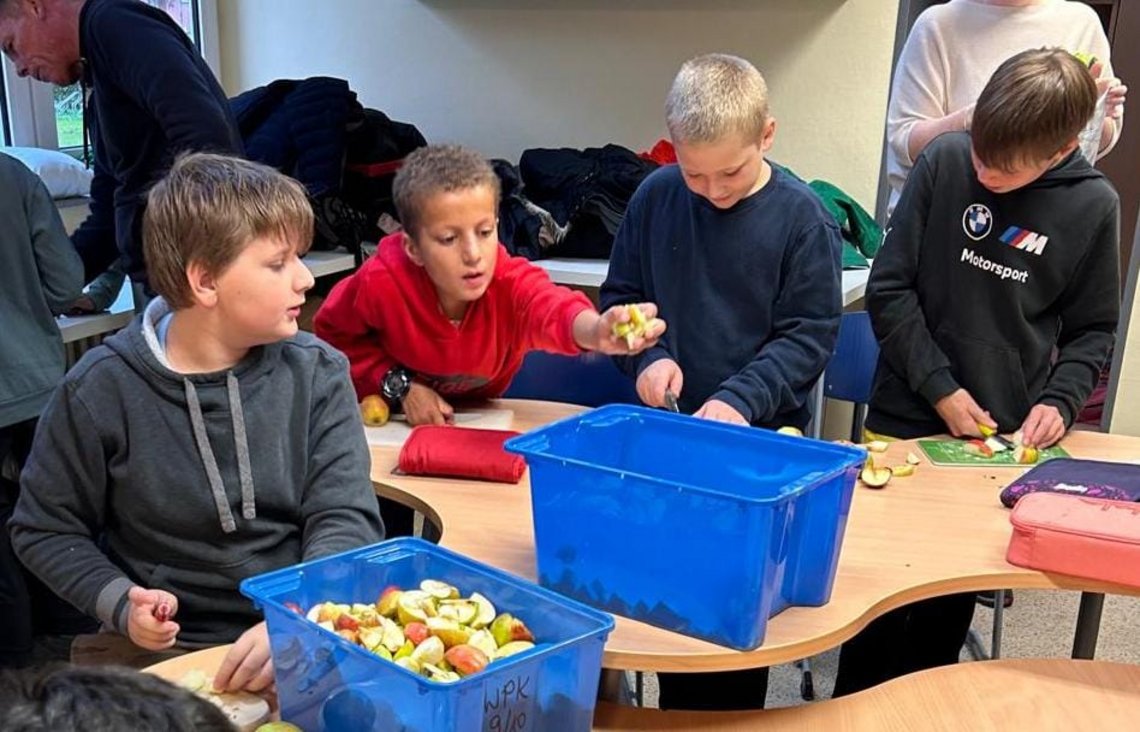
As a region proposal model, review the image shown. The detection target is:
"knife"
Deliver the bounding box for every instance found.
[663,390,680,413]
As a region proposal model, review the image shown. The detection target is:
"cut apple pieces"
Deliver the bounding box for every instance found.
[864,440,889,453]
[963,440,994,459]
[891,464,915,478]
[860,466,892,488]
[1014,445,1039,464]
[906,452,921,466]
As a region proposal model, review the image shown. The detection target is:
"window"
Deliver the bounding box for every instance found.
[2,0,218,151]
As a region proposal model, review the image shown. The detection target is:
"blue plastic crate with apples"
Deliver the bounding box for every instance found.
[505,405,864,650]
[241,538,613,732]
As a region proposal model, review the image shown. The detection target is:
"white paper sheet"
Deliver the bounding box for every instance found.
[363,408,516,448]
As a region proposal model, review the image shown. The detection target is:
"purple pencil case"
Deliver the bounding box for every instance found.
[999,458,1140,508]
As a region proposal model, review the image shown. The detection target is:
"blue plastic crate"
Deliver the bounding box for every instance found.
[241,538,614,731]
[505,405,864,650]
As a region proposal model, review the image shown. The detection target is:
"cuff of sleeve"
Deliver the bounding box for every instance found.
[633,347,673,377]
[95,576,136,635]
[565,299,595,353]
[1040,397,1075,428]
[917,368,959,406]
[711,389,756,424]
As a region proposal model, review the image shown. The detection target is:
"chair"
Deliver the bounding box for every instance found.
[502,351,640,407]
[823,310,880,442]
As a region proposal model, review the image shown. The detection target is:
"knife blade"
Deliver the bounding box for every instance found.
[663,390,680,413]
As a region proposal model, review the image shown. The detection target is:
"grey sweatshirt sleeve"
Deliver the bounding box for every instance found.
[300,348,385,560]
[10,380,136,634]
[24,168,84,314]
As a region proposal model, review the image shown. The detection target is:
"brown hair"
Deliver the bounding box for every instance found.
[972,47,1097,172]
[143,153,313,309]
[392,144,500,236]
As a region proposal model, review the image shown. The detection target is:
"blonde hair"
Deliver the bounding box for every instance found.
[393,144,500,236]
[666,53,770,144]
[143,153,314,308]
[973,47,1097,172]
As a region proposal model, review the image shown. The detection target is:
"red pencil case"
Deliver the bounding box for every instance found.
[397,426,526,484]
[1007,492,1140,589]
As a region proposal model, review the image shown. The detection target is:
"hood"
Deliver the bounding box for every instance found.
[103,298,276,533]
[1025,149,1105,190]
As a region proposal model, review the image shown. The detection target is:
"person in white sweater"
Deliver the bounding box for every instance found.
[884,0,1126,215]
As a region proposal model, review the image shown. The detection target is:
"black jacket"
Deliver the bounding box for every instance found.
[72,0,243,287]
[866,133,1119,438]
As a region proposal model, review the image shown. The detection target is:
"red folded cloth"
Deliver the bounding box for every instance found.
[397,426,526,483]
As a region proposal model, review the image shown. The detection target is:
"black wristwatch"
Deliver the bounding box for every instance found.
[381,366,414,404]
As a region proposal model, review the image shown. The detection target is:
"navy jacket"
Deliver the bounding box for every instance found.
[601,165,842,429]
[72,0,243,287]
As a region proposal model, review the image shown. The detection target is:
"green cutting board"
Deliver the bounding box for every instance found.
[917,439,1069,467]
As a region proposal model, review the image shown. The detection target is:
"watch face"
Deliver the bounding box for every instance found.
[383,368,411,401]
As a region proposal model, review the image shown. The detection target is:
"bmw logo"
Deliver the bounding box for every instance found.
[962,204,993,241]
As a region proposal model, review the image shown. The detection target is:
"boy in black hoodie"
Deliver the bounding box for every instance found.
[835,48,1120,695]
[11,154,383,693]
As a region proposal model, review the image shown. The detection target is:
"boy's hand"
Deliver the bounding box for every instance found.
[1091,61,1127,120]
[589,303,666,355]
[636,358,683,408]
[1020,404,1065,449]
[126,586,180,651]
[934,388,996,438]
[694,399,748,426]
[402,382,455,426]
[214,621,275,693]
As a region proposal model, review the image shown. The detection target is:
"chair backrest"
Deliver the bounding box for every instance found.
[824,311,880,405]
[503,351,640,408]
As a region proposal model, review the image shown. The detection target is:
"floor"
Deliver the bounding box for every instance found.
[627,589,1140,709]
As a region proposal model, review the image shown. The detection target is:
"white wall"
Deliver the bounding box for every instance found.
[218,0,896,210]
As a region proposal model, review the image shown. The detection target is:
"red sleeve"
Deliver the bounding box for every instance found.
[313,265,395,401]
[501,252,594,355]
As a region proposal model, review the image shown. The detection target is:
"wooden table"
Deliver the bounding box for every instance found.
[371,399,1140,672]
[593,659,1140,730]
[147,647,1140,731]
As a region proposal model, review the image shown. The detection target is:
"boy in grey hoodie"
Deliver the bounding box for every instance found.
[11,153,384,692]
[0,152,85,668]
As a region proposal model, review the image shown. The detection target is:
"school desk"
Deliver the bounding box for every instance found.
[370,399,1140,673]
[145,647,1140,731]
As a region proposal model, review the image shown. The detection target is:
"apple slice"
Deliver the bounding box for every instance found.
[1014,445,1039,464]
[963,440,994,459]
[860,466,892,488]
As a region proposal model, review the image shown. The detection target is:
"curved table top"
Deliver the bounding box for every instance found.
[593,659,1140,730]
[371,400,1140,672]
[148,648,1140,730]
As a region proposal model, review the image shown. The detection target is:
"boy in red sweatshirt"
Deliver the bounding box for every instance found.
[315,144,665,426]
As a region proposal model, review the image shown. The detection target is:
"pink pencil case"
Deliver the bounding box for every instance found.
[1007,492,1140,589]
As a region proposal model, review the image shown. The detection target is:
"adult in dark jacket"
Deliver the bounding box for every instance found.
[0,0,243,290]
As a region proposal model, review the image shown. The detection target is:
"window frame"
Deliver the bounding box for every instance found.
[0,0,219,149]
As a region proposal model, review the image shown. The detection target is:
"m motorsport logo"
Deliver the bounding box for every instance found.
[999,226,1048,255]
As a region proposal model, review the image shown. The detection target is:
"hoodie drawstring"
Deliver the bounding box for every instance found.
[227,372,257,521]
[184,375,257,534]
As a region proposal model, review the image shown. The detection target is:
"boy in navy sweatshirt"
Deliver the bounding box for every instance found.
[600,53,842,709]
[836,48,1120,696]
[11,154,383,692]
[601,54,842,433]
